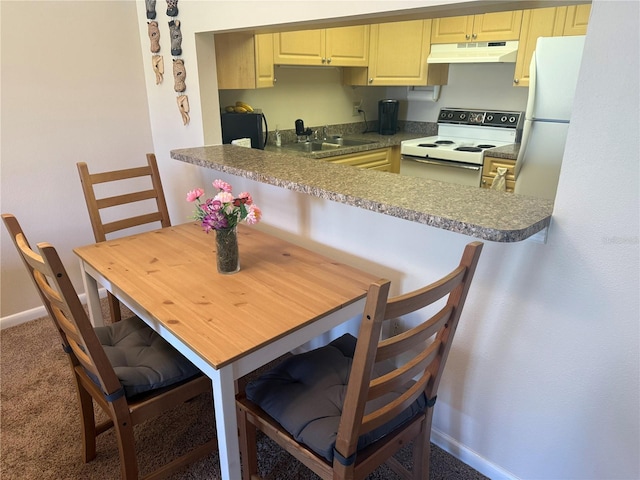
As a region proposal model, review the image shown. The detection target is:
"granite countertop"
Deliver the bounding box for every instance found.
[171,145,552,243]
[485,143,520,160]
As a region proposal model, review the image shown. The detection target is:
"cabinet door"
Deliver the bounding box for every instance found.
[473,10,522,42]
[513,8,565,87]
[483,157,516,180]
[367,19,447,86]
[481,176,515,192]
[482,157,516,192]
[325,25,369,66]
[432,11,521,44]
[255,34,274,88]
[325,148,391,170]
[274,30,325,65]
[563,4,591,35]
[215,32,274,89]
[431,15,474,44]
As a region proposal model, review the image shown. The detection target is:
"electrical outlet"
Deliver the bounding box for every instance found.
[352,101,362,116]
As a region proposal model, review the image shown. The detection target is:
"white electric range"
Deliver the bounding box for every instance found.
[400,108,522,187]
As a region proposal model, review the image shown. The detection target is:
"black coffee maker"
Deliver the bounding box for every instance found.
[378,99,399,135]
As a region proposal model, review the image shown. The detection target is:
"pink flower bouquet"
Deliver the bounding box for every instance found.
[186,179,261,233]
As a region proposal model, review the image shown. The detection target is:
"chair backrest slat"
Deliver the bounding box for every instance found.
[95,189,159,210]
[102,212,166,235]
[88,165,152,184]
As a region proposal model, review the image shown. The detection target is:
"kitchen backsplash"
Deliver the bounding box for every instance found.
[267,120,436,146]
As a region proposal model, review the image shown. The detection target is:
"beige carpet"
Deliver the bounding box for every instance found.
[1,303,488,479]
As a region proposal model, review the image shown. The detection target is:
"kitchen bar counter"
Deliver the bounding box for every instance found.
[170,145,552,242]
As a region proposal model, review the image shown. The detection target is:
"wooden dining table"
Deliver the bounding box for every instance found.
[74,222,379,480]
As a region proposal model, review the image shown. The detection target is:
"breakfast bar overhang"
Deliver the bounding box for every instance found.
[171,145,553,243]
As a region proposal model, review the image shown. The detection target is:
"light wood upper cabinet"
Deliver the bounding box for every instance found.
[562,4,592,35]
[215,33,274,89]
[343,19,449,87]
[513,4,591,87]
[431,11,523,44]
[254,34,275,88]
[273,26,369,67]
[325,26,370,67]
[513,8,565,87]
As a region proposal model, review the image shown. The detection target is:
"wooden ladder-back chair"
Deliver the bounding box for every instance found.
[76,153,171,323]
[236,241,483,480]
[2,213,215,480]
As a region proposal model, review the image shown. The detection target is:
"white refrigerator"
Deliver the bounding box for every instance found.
[514,35,586,200]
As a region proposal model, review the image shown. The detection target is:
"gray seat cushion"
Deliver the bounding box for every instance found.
[94,316,200,398]
[245,334,427,462]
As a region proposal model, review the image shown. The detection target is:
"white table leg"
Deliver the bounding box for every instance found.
[78,259,104,327]
[211,365,242,480]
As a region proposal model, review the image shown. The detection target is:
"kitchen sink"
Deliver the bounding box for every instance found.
[280,142,341,153]
[280,137,377,154]
[324,137,377,147]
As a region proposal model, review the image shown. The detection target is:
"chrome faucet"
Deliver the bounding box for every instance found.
[322,125,329,140]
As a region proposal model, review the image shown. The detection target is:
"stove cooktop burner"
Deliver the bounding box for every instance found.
[418,143,439,148]
[476,144,497,149]
[455,146,483,153]
[435,140,454,145]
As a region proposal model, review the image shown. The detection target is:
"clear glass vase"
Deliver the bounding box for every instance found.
[215,226,240,274]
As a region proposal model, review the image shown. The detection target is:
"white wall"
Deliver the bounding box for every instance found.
[0,1,154,320]
[1,1,638,479]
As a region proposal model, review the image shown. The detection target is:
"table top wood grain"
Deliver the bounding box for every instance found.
[74,223,379,369]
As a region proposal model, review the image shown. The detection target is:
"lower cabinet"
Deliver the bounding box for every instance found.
[481,156,516,192]
[325,146,400,173]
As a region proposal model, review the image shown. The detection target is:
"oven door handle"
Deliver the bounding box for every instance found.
[402,156,482,171]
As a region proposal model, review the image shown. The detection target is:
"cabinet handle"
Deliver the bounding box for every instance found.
[368,78,373,84]
[513,78,519,84]
[472,33,477,39]
[465,34,470,40]
[322,57,326,63]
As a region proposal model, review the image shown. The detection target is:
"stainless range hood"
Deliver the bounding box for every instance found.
[427,40,519,64]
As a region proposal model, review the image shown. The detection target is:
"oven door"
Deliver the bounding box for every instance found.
[400,155,482,187]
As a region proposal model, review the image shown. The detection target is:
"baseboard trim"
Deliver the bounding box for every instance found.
[431,428,518,480]
[0,290,105,330]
